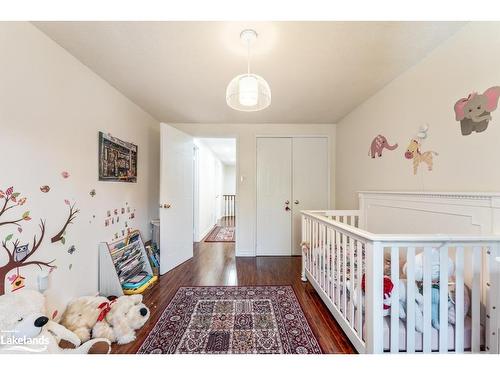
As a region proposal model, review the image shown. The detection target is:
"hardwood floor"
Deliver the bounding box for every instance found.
[112,241,356,354]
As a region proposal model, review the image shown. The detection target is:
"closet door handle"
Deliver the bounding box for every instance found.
[284,200,290,205]
[294,200,299,205]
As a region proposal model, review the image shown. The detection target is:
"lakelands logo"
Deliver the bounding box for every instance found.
[0,330,49,353]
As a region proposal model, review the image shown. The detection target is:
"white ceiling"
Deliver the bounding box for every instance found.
[34,21,466,124]
[198,138,236,166]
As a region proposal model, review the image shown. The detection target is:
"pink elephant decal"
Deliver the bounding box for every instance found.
[454,86,500,135]
[368,135,398,158]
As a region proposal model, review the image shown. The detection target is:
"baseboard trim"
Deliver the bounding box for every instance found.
[235,249,255,257]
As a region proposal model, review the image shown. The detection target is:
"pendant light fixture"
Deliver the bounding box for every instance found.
[226,29,271,112]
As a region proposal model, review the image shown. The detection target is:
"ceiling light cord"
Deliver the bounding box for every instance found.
[247,38,251,76]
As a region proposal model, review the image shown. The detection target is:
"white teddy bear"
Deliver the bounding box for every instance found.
[61,294,150,345]
[0,289,111,354]
[93,294,150,345]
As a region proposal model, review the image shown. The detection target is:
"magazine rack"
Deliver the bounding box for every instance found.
[98,231,154,297]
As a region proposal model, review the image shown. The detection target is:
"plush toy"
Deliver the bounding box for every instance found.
[351,274,425,333]
[61,294,150,345]
[403,249,469,330]
[93,294,150,345]
[0,289,110,354]
[60,295,110,342]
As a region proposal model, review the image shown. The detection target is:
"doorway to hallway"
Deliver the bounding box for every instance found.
[193,138,237,244]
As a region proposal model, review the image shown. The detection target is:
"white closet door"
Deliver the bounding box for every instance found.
[159,123,194,274]
[292,137,329,255]
[256,137,292,256]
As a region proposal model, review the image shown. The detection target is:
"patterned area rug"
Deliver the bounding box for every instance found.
[137,286,321,354]
[204,226,235,242]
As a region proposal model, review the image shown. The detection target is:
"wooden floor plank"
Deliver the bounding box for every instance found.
[111,241,356,354]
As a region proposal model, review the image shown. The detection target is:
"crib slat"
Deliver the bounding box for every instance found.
[320,223,325,289]
[342,233,347,317]
[471,246,481,353]
[356,240,363,337]
[321,225,328,291]
[349,236,355,325]
[315,220,319,281]
[327,227,332,300]
[335,230,341,307]
[455,246,464,353]
[365,241,384,353]
[310,218,313,277]
[485,244,498,354]
[390,246,400,353]
[423,247,432,353]
[439,246,449,353]
[406,246,416,353]
[307,218,311,276]
[301,216,305,280]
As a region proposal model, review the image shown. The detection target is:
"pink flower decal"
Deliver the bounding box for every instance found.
[61,171,70,179]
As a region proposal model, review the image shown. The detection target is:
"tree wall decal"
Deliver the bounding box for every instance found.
[0,186,76,295]
[51,200,80,244]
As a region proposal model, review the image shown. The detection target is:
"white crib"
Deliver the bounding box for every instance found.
[301,191,500,354]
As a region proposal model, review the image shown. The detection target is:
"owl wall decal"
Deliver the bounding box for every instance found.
[13,244,30,262]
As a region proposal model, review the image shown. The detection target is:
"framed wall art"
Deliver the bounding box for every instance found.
[98,132,138,183]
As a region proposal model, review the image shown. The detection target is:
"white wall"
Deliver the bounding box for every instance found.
[173,123,336,256]
[223,165,236,195]
[336,22,500,208]
[0,23,160,298]
[194,140,224,241]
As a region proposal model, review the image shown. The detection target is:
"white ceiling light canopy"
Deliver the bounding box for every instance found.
[226,29,271,112]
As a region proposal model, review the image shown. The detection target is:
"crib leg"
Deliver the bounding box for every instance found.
[301,255,307,282]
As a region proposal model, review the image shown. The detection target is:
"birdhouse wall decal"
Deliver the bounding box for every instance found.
[8,274,26,292]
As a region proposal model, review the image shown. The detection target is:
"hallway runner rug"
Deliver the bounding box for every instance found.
[137,286,322,354]
[204,226,235,242]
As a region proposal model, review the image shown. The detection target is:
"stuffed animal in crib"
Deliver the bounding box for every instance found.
[61,294,150,345]
[403,249,470,330]
[351,274,425,333]
[0,289,111,354]
[348,275,424,332]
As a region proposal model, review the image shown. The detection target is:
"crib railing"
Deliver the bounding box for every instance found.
[301,210,500,354]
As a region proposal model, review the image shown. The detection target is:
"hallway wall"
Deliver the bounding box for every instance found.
[194,139,223,241]
[223,165,236,195]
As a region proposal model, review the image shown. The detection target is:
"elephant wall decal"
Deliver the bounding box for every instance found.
[454,86,500,136]
[368,134,398,158]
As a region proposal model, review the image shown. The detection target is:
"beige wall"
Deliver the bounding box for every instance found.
[172,123,336,256]
[336,22,500,208]
[0,23,160,298]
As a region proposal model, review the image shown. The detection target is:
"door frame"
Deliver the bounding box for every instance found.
[254,134,332,257]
